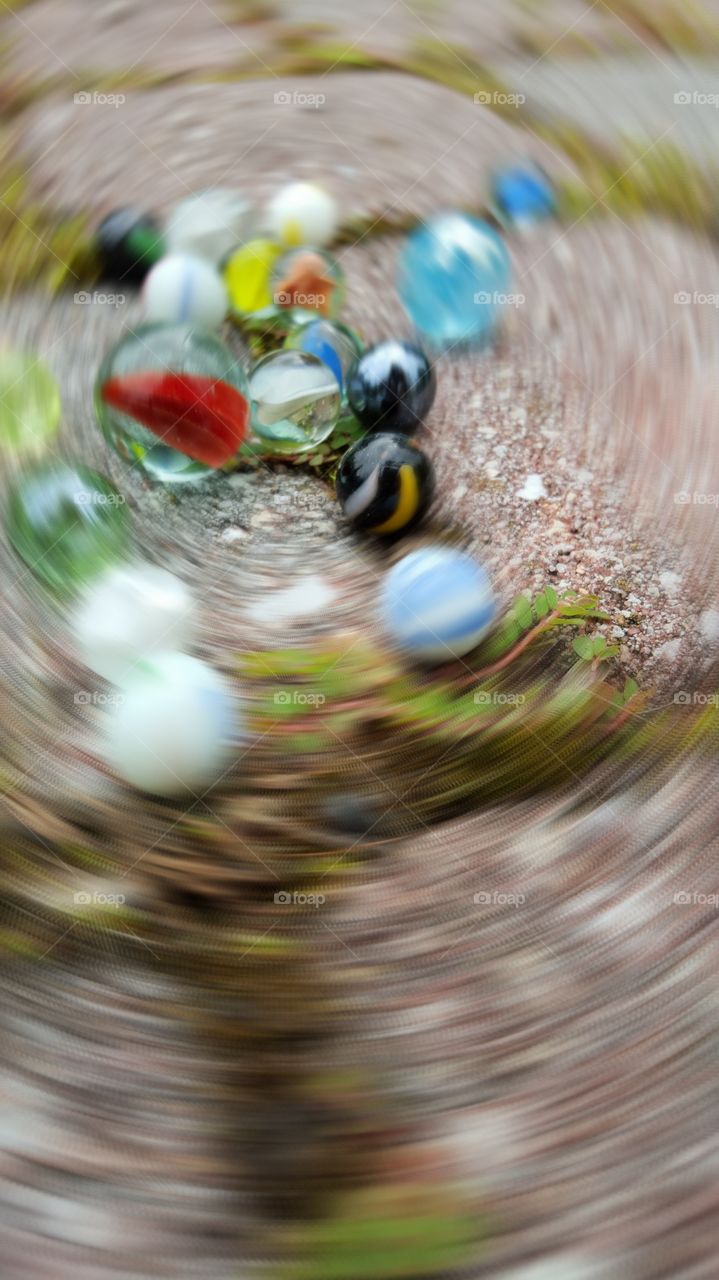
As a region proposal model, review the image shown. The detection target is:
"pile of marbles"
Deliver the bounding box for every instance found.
[95,180,443,489]
[2,166,556,795]
[93,167,552,488]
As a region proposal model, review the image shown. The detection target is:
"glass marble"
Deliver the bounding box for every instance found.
[107,653,237,797]
[142,253,228,329]
[347,340,435,433]
[271,247,344,320]
[248,350,340,454]
[97,207,165,284]
[397,213,511,347]
[0,349,61,458]
[224,239,282,320]
[284,318,363,403]
[73,563,196,683]
[6,461,130,595]
[380,546,496,664]
[265,182,338,248]
[491,165,556,226]
[336,432,434,536]
[165,189,253,264]
[95,324,250,483]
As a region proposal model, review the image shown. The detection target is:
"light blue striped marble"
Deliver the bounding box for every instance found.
[380,547,496,663]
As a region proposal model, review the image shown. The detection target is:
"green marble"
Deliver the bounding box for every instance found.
[6,462,130,594]
[0,350,61,457]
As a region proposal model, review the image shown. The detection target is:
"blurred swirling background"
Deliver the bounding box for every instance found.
[1,1,719,1277]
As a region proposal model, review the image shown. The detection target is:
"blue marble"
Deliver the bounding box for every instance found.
[492,165,556,225]
[397,213,512,347]
[380,546,496,663]
[284,319,363,401]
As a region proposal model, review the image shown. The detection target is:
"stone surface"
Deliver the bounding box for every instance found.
[16,75,573,223]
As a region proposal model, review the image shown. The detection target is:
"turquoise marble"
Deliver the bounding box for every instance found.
[397,213,511,347]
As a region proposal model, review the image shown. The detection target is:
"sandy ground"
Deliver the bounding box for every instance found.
[0,2,718,1279]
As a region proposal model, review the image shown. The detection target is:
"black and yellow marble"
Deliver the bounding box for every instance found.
[336,432,434,536]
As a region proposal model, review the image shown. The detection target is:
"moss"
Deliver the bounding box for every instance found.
[552,130,717,230]
[276,1185,485,1279]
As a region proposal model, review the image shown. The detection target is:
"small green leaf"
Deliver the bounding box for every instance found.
[534,590,549,619]
[593,636,607,657]
[513,594,533,630]
[572,635,594,661]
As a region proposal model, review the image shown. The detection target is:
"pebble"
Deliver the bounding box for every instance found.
[517,473,548,501]
[699,608,719,642]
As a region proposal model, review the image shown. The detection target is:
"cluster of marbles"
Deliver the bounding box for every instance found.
[94,182,355,467]
[73,563,239,796]
[83,172,534,692]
